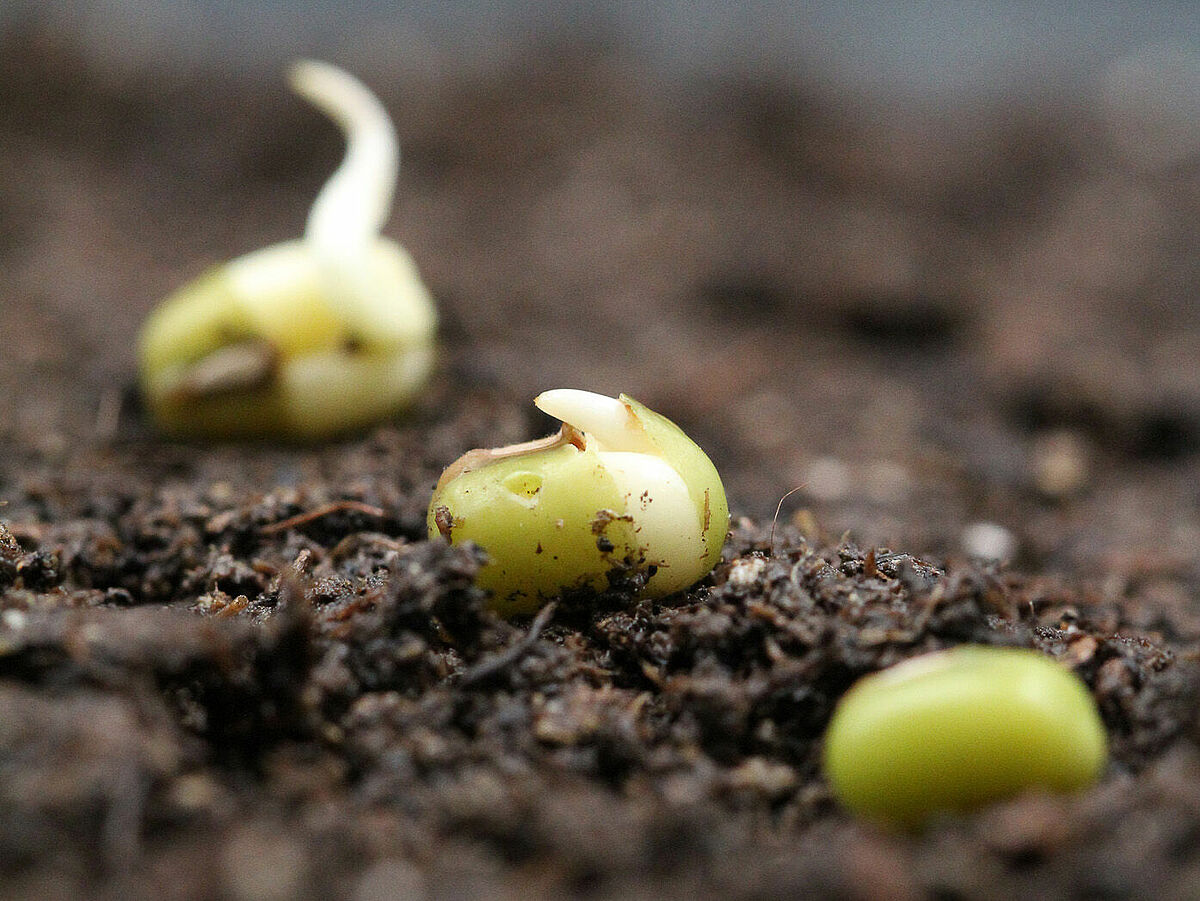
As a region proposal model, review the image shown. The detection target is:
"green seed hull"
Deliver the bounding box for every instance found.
[823,645,1108,829]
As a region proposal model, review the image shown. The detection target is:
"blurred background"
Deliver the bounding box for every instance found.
[2,1,1200,623]
[3,1,1200,102]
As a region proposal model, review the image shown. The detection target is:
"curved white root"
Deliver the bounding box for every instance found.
[288,59,398,256]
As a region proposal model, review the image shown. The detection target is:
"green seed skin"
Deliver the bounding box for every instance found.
[427,395,729,617]
[429,443,636,618]
[823,646,1108,830]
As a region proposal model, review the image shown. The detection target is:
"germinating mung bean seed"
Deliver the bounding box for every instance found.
[138,60,435,440]
[428,389,729,617]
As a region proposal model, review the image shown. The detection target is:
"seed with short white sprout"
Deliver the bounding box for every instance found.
[428,389,729,617]
[138,60,436,440]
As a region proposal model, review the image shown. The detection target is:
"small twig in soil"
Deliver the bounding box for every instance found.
[260,500,385,535]
[460,600,558,688]
[328,532,406,565]
[769,484,807,552]
[863,548,878,579]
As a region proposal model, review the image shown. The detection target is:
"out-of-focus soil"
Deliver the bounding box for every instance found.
[2,28,1200,901]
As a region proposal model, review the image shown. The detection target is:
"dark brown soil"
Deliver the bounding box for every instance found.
[3,29,1200,901]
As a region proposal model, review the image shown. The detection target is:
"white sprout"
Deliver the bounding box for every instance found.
[288,59,398,253]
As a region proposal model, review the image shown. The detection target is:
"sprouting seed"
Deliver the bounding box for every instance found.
[138,60,436,440]
[823,645,1108,830]
[428,389,729,617]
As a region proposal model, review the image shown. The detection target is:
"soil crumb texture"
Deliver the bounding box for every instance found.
[3,32,1200,901]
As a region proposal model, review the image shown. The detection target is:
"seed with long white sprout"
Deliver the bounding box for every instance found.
[138,60,436,440]
[428,390,729,617]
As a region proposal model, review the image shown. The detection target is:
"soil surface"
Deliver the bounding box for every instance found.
[3,30,1200,901]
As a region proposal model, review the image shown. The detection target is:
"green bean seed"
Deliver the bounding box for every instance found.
[428,389,729,617]
[138,60,435,440]
[823,645,1107,829]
